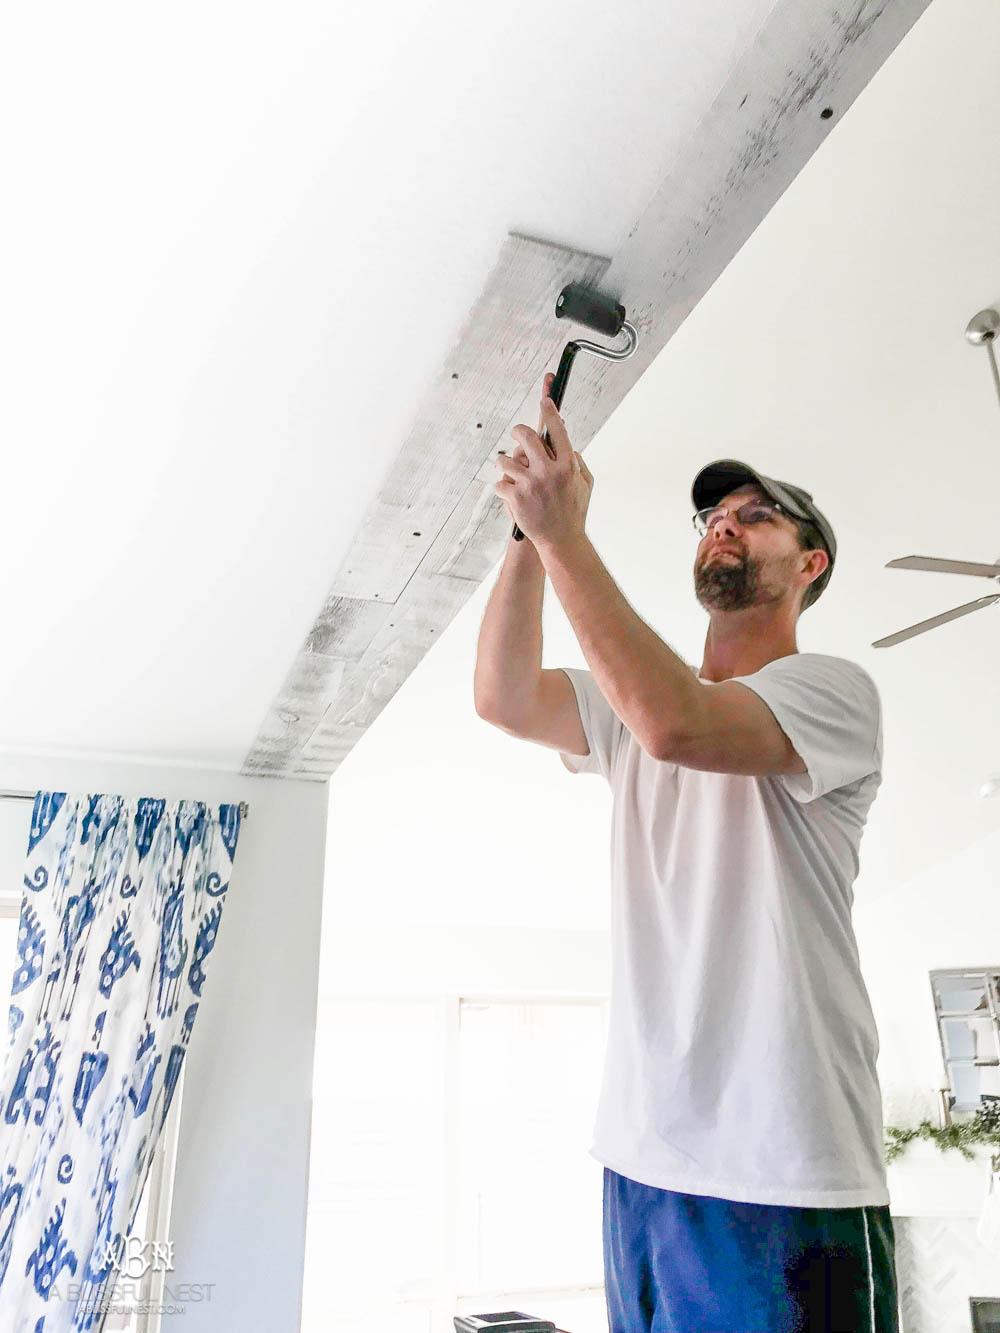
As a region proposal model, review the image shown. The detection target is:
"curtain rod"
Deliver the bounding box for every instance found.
[0,789,249,818]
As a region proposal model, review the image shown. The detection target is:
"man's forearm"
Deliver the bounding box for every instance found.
[536,531,702,755]
[473,533,546,722]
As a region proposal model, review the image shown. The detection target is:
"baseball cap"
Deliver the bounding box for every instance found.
[691,459,836,600]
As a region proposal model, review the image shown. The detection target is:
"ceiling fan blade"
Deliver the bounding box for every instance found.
[886,555,1000,578]
[872,595,1000,648]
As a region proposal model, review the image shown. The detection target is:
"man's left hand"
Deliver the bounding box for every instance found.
[494,390,594,548]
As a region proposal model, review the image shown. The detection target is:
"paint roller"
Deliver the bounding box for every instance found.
[511,281,639,542]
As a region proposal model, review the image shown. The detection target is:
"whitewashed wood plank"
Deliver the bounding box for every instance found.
[298,567,477,767]
[243,595,394,774]
[245,651,345,773]
[325,232,610,604]
[243,493,509,778]
[244,233,610,777]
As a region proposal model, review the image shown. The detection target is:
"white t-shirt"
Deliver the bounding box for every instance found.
[559,651,888,1208]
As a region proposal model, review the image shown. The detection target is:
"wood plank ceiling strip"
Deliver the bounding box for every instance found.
[243,233,611,777]
[244,0,931,781]
[325,232,610,606]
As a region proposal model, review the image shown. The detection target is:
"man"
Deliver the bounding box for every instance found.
[473,374,899,1332]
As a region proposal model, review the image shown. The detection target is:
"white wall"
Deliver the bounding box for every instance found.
[854,825,1000,1128]
[854,824,1000,1216]
[0,755,328,1333]
[321,553,617,943]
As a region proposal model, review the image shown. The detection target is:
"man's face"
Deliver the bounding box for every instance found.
[693,484,808,613]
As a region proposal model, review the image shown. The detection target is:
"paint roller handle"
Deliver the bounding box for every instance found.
[512,343,578,542]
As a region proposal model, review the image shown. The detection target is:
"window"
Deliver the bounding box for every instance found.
[111,1062,186,1333]
[930,969,1000,1113]
[0,897,20,1008]
[303,997,447,1331]
[457,1000,605,1293]
[303,995,609,1332]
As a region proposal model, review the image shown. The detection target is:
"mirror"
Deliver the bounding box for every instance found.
[930,969,1000,1112]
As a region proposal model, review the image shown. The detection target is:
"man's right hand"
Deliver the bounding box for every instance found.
[497,372,559,529]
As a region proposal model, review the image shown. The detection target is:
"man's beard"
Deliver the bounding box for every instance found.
[694,549,763,612]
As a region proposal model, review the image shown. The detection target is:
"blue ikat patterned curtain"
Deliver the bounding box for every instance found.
[0,792,243,1332]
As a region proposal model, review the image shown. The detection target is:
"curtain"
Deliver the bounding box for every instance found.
[0,792,244,1332]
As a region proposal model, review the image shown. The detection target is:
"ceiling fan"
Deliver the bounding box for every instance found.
[873,308,1000,648]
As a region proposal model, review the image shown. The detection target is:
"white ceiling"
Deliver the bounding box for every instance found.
[0,0,776,766]
[2,0,999,895]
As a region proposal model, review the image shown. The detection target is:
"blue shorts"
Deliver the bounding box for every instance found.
[603,1168,899,1333]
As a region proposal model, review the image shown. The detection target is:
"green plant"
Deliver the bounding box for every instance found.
[885,1101,1000,1164]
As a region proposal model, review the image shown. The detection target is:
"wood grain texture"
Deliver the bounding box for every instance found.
[243,233,610,778]
[325,232,610,605]
[243,0,931,781]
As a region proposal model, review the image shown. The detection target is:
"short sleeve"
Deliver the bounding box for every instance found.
[733,654,881,802]
[556,667,625,784]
